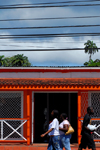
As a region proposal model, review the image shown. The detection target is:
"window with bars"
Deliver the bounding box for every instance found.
[81,92,100,141]
[0,92,23,140]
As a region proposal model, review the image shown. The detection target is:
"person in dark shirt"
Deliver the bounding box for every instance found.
[78,106,96,150]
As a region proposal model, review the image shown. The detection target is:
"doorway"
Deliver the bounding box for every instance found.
[34,92,77,143]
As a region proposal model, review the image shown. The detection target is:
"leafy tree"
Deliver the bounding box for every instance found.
[0,55,6,66]
[84,59,100,67]
[10,54,31,67]
[84,40,98,62]
[3,57,11,67]
[0,54,31,67]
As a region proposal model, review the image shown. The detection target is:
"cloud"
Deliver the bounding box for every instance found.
[0,0,100,66]
[0,32,100,66]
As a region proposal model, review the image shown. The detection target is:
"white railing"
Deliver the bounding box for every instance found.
[0,118,27,141]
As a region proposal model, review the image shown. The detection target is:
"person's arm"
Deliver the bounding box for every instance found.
[84,126,90,130]
[59,124,69,132]
[84,116,91,131]
[84,125,96,132]
[40,128,54,137]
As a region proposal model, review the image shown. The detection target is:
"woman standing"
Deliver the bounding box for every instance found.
[59,113,71,150]
[41,110,61,150]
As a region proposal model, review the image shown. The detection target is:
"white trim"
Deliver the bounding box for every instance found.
[1,120,3,140]
[3,120,27,140]
[0,119,27,141]
[1,66,100,70]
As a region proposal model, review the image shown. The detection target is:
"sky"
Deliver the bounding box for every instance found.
[0,0,100,66]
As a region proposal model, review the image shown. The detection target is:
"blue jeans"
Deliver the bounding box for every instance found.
[47,135,61,150]
[60,134,71,150]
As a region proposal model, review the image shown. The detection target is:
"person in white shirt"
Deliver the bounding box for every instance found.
[59,113,71,150]
[41,110,61,150]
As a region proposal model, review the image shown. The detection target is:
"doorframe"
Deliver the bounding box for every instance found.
[32,91,78,143]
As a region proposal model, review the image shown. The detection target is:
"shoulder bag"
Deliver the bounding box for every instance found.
[65,124,74,135]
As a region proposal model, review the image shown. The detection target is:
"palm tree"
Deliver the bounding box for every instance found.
[84,40,98,62]
[10,54,31,67]
[0,55,5,66]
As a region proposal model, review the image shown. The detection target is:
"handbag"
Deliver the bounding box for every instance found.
[65,125,74,135]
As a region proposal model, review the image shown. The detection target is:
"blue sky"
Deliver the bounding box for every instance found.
[0,0,100,66]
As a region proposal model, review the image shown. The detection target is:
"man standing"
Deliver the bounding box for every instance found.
[78,106,96,150]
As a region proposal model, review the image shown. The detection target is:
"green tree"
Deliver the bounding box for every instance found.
[84,59,100,67]
[84,40,98,62]
[0,54,31,67]
[3,57,11,67]
[0,55,6,66]
[10,54,31,67]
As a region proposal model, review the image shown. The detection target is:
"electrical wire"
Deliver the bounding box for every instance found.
[0,15,100,22]
[0,0,100,7]
[0,1,99,55]
[0,40,100,44]
[0,24,100,30]
[0,3,100,9]
[0,41,100,44]
[0,33,100,39]
[0,48,100,51]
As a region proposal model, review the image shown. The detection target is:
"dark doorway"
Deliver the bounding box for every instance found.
[34,93,77,143]
[34,93,47,143]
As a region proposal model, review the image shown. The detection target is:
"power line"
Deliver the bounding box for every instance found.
[0,15,100,22]
[0,40,100,44]
[0,0,100,7]
[0,3,100,9]
[0,24,100,30]
[0,44,50,48]
[0,33,100,39]
[1,33,100,36]
[0,41,100,44]
[0,48,100,51]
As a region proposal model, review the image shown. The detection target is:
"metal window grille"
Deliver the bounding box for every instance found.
[81,92,88,118]
[80,92,100,141]
[90,93,100,118]
[0,92,22,118]
[90,93,100,140]
[0,92,26,140]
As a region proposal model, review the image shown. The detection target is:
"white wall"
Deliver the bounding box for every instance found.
[0,72,100,78]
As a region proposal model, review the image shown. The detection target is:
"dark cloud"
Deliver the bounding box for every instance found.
[0,0,100,66]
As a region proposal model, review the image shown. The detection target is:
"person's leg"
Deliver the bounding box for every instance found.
[52,135,61,150]
[61,135,71,150]
[87,134,96,150]
[47,137,53,150]
[59,135,63,150]
[78,148,82,150]
[78,135,87,150]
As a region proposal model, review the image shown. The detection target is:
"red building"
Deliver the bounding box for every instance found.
[0,67,100,146]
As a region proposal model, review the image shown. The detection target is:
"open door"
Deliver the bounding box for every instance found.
[34,92,77,143]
